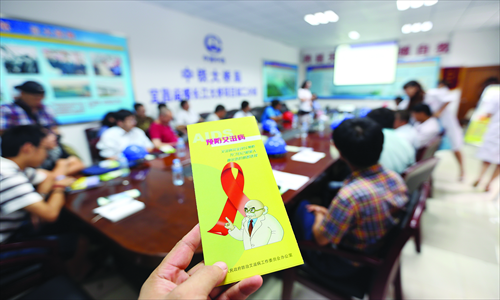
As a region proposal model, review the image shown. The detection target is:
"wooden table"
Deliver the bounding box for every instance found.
[65,131,338,267]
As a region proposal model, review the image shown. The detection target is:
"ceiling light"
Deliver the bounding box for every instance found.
[410,1,424,8]
[315,12,329,24]
[397,1,410,11]
[423,0,438,6]
[401,24,412,34]
[348,31,360,40]
[421,21,433,31]
[304,14,319,25]
[411,23,422,33]
[324,10,339,22]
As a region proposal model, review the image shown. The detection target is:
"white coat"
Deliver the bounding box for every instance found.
[228,213,284,250]
[476,85,500,164]
[425,87,463,150]
[414,117,441,149]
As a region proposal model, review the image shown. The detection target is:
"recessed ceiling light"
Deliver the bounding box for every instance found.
[397,0,410,10]
[401,24,412,34]
[410,1,424,8]
[424,0,438,6]
[421,21,433,31]
[304,14,319,26]
[314,12,329,24]
[348,31,360,40]
[324,10,339,22]
[411,23,422,33]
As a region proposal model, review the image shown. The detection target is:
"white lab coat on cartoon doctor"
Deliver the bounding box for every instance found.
[225,199,284,250]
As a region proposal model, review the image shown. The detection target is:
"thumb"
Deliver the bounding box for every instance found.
[170,262,227,298]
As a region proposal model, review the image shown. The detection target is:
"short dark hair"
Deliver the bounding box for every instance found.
[395,110,410,123]
[102,112,116,127]
[1,125,47,157]
[158,103,167,110]
[332,118,384,169]
[271,99,280,108]
[411,104,432,116]
[439,80,451,89]
[134,103,143,111]
[180,100,188,108]
[366,108,395,129]
[241,100,249,110]
[114,109,134,122]
[215,105,226,112]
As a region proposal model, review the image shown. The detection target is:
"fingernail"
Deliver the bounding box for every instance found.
[214,261,227,271]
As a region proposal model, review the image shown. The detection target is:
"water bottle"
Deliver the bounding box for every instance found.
[301,121,308,139]
[172,159,184,186]
[176,138,186,158]
[118,153,128,169]
[292,115,298,129]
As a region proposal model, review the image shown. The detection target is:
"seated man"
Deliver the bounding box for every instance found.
[295,118,408,278]
[394,110,419,149]
[205,105,226,122]
[412,104,441,148]
[367,108,415,174]
[97,109,154,159]
[175,101,201,134]
[134,103,154,133]
[233,100,254,118]
[0,125,75,243]
[261,99,283,123]
[149,109,179,148]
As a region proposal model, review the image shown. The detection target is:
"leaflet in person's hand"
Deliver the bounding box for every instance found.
[187,117,303,285]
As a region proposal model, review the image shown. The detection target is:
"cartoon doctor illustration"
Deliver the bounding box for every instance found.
[225,199,284,250]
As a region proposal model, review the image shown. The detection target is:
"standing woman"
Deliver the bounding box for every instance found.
[426,81,465,179]
[473,84,500,192]
[298,80,314,123]
[401,80,425,111]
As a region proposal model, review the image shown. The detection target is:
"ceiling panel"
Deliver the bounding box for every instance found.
[147,0,500,48]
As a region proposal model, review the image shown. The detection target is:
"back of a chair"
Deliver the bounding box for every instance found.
[225,109,238,119]
[416,135,442,161]
[251,106,265,122]
[84,127,101,164]
[200,112,210,120]
[402,157,440,194]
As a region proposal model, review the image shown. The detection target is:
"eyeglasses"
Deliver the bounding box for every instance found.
[244,207,264,214]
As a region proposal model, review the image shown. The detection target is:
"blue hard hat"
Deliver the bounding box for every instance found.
[330,113,355,130]
[123,145,148,161]
[264,134,287,156]
[262,119,278,133]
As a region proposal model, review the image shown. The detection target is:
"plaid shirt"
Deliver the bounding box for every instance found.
[0,103,57,130]
[319,164,408,253]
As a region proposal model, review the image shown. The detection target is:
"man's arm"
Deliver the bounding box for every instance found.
[24,177,74,222]
[434,102,450,118]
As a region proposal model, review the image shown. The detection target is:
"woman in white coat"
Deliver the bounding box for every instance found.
[425,81,465,179]
[473,84,500,192]
[298,80,314,124]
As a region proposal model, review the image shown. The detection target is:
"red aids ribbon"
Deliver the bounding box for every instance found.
[208,162,249,236]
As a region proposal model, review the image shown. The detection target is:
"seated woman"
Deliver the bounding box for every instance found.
[40,130,85,176]
[97,112,116,138]
[149,109,179,149]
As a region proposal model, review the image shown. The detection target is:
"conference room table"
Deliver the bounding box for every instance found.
[65,129,339,267]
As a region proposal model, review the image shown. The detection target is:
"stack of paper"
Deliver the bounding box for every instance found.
[285,145,313,153]
[93,198,145,222]
[291,150,326,164]
[272,170,310,191]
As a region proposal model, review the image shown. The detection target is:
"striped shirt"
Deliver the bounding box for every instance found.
[0,157,46,243]
[319,164,408,253]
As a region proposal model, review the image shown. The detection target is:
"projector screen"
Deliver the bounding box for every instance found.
[334,41,398,86]
[0,17,135,125]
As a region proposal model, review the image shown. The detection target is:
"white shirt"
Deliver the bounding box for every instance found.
[96,126,153,158]
[395,123,419,149]
[1,157,46,242]
[298,88,313,112]
[233,110,254,119]
[175,109,200,127]
[414,117,441,149]
[228,213,284,250]
[205,113,220,122]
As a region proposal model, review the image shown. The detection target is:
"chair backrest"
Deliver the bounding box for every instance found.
[251,106,265,122]
[416,134,442,161]
[402,157,440,194]
[225,109,238,119]
[199,112,211,120]
[84,127,101,164]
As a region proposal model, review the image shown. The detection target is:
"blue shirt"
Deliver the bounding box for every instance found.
[379,129,415,174]
[261,106,281,123]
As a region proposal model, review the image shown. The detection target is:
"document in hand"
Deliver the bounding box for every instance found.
[187,117,303,285]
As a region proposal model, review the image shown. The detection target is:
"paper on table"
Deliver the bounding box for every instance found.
[291,150,326,164]
[285,145,313,152]
[272,170,310,191]
[93,198,145,222]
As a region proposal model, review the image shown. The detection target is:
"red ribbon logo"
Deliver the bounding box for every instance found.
[208,162,250,236]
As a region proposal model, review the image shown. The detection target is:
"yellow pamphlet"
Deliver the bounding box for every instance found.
[187,117,303,285]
